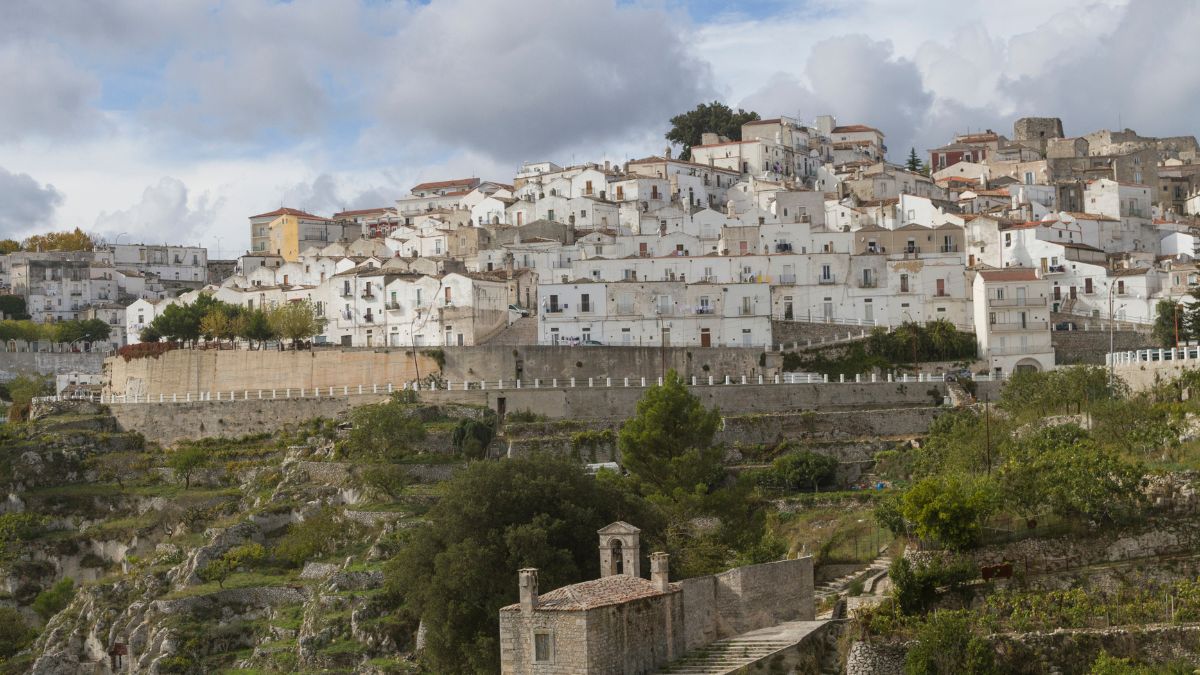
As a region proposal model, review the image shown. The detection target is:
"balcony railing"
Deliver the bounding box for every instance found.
[386,302,401,311]
[988,297,1047,307]
[1046,265,1066,273]
[363,313,375,323]
[988,343,1053,356]
[361,291,375,299]
[859,279,877,288]
[818,275,836,285]
[778,274,797,284]
[695,307,714,315]
[990,321,1049,332]
[340,289,354,298]
[546,306,565,314]
[774,243,794,253]
[939,245,959,253]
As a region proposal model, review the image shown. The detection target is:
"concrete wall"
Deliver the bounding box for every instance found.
[485,381,948,420]
[108,382,950,445]
[1052,329,1156,365]
[109,396,387,445]
[104,349,436,398]
[1112,358,1195,391]
[0,351,107,382]
[680,556,814,650]
[103,346,771,397]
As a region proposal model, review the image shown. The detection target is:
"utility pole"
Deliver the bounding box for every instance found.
[984,394,992,476]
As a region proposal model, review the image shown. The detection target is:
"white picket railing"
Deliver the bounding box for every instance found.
[45,370,1008,405]
[1107,347,1200,366]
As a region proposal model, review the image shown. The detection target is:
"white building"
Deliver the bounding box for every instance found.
[972,268,1055,374]
[537,280,771,347]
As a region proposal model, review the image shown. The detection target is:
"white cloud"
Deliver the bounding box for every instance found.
[92,177,223,246]
[0,167,64,237]
[376,0,713,159]
[0,40,101,141]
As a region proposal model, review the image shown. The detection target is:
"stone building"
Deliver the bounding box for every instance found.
[1013,117,1065,155]
[498,522,815,675]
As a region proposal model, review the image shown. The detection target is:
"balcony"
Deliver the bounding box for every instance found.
[361,291,376,299]
[1046,265,1066,273]
[774,243,794,253]
[817,275,836,285]
[363,313,375,323]
[778,274,797,284]
[695,307,714,315]
[386,302,401,311]
[988,297,1048,307]
[989,321,1049,332]
[340,289,354,298]
[546,305,565,314]
[988,343,1053,356]
[939,245,959,253]
[862,246,886,255]
[858,279,877,289]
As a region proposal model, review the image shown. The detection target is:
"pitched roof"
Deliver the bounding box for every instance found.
[411,177,479,192]
[501,574,676,612]
[979,268,1039,282]
[333,207,394,218]
[832,124,882,134]
[249,207,327,220]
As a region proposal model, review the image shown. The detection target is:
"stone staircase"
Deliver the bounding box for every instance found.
[658,637,796,674]
[481,316,537,345]
[815,551,893,618]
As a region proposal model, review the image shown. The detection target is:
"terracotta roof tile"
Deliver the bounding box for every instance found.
[501,575,676,612]
[979,268,1039,282]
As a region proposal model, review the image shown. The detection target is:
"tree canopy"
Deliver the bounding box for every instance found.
[666,102,760,160]
[21,228,95,252]
[618,369,723,494]
[385,455,655,673]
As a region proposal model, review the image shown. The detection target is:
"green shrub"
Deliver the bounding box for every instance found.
[451,417,496,459]
[758,450,838,492]
[904,610,995,674]
[274,509,356,567]
[32,578,74,620]
[362,464,413,499]
[0,606,34,659]
[891,555,976,615]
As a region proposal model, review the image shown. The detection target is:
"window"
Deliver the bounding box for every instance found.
[900,274,909,293]
[657,295,672,314]
[741,296,752,316]
[1004,233,1012,247]
[580,293,591,312]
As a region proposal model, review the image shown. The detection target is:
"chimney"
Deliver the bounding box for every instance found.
[519,568,539,613]
[651,552,670,592]
[604,160,611,173]
[665,146,672,160]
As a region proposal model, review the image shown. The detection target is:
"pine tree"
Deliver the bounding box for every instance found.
[905,147,922,172]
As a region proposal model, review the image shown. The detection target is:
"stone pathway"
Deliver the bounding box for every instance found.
[655,620,827,674]
[815,550,892,619]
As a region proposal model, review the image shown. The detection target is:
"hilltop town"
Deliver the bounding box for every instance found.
[2,110,1200,675]
[3,113,1199,390]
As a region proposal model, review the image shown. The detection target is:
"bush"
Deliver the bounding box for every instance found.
[451,417,496,459]
[759,450,838,492]
[0,606,34,660]
[891,555,976,615]
[362,464,413,499]
[274,509,355,567]
[344,400,426,461]
[198,542,265,588]
[904,610,996,674]
[32,578,74,620]
[901,474,995,551]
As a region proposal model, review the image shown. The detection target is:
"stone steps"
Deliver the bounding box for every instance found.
[481,316,537,345]
[658,638,795,674]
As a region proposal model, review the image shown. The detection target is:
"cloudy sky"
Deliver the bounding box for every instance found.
[1,0,1195,255]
